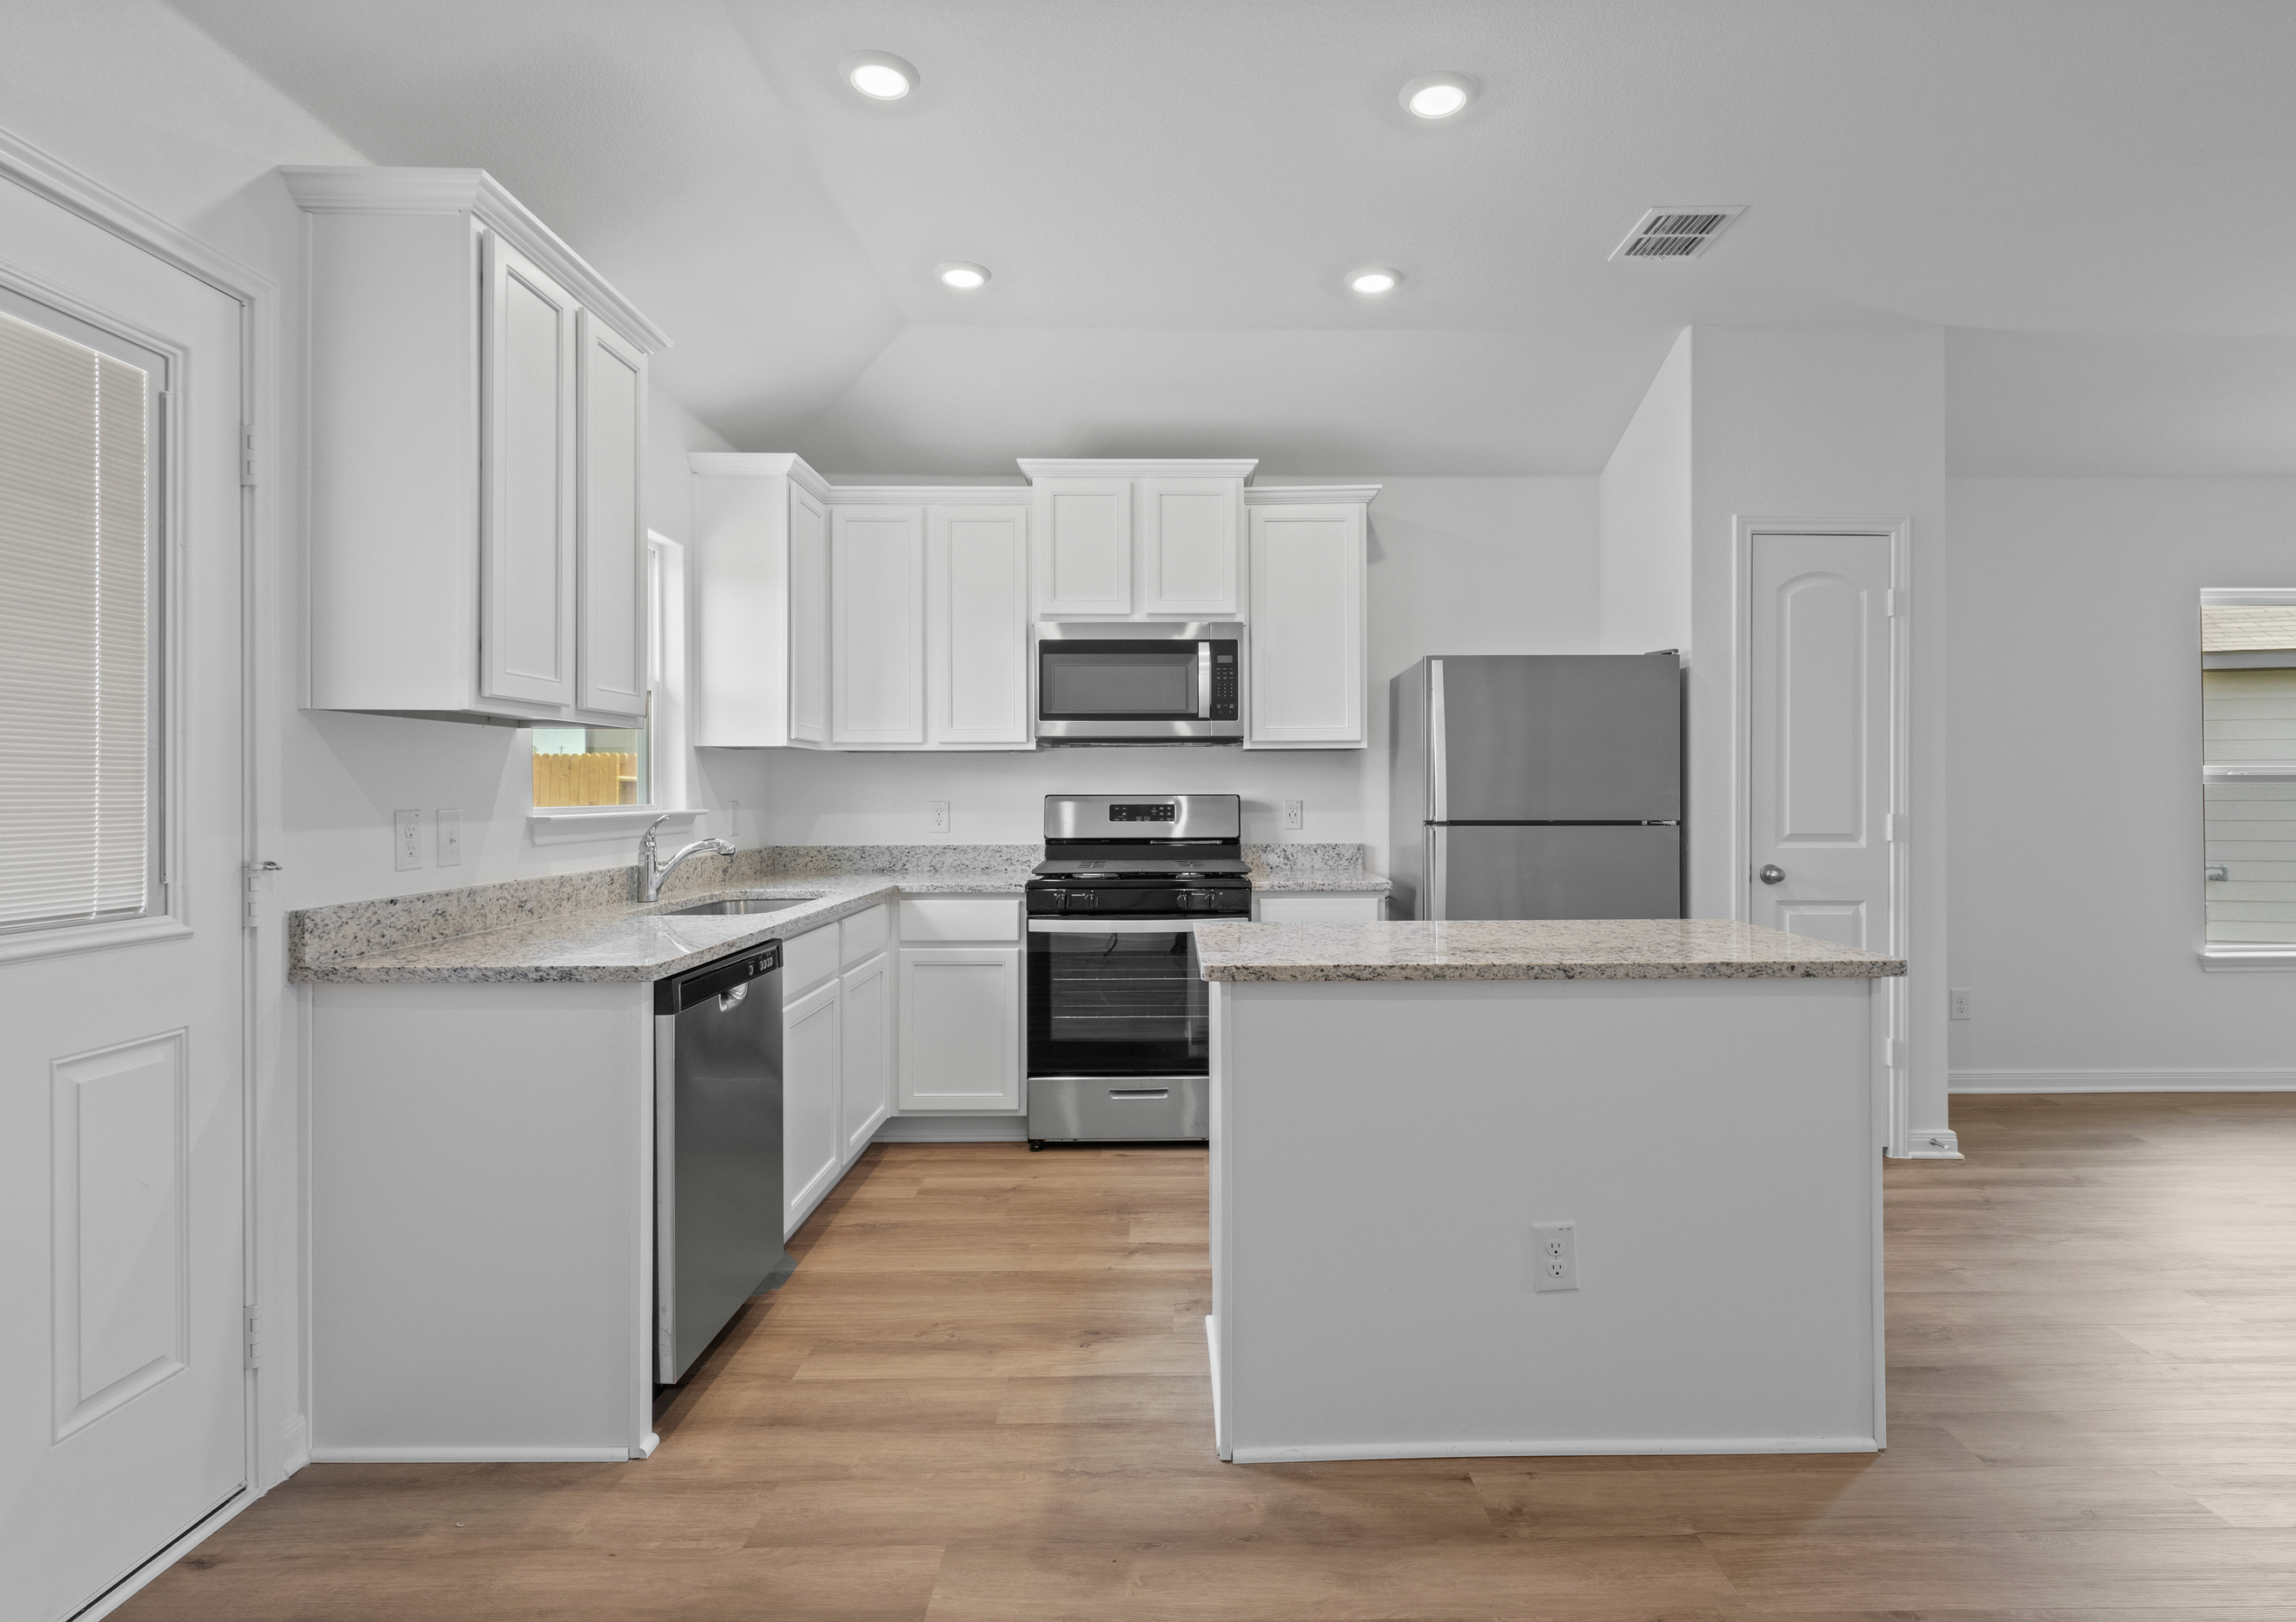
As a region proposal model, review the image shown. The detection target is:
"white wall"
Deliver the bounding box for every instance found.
[750,475,1599,869]
[1946,477,2296,1087]
[1598,328,1692,656]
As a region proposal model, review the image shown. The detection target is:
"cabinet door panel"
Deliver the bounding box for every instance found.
[480,234,577,706]
[831,506,925,745]
[1247,504,1366,747]
[789,487,830,745]
[898,947,1021,1109]
[576,314,647,718]
[1141,478,1240,616]
[930,505,1030,745]
[839,952,893,1163]
[1033,479,1132,616]
[783,977,842,1236]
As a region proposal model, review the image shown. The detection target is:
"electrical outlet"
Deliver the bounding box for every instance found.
[1529,1222,1578,1293]
[928,799,950,836]
[436,809,462,867]
[1949,988,1972,1021]
[1282,798,1304,831]
[392,810,421,871]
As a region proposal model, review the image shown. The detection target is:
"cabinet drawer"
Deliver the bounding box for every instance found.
[900,896,1020,943]
[1253,893,1386,924]
[781,922,840,995]
[841,902,890,968]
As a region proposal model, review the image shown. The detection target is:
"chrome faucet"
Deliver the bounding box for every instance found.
[641,814,736,903]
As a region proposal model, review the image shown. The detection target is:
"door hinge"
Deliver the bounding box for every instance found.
[1885,587,1902,618]
[1885,813,1906,843]
[241,427,257,487]
[244,1306,261,1371]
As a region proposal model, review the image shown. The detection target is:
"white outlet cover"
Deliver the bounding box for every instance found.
[392,809,421,871]
[1529,1222,1578,1293]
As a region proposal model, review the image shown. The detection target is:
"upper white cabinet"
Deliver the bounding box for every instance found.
[284,167,667,726]
[1019,460,1254,619]
[1245,491,1373,749]
[830,504,926,745]
[929,505,1032,745]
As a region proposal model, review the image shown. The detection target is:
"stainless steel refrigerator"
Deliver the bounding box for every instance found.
[1389,653,1684,921]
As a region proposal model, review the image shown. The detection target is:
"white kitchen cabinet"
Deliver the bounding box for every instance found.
[831,505,928,745]
[839,951,894,1163]
[576,313,649,718]
[898,948,1022,1110]
[1141,476,1241,616]
[691,457,832,748]
[1029,476,1133,616]
[790,486,830,745]
[929,504,1032,745]
[1244,493,1373,748]
[1020,460,1257,620]
[783,975,843,1237]
[284,167,667,726]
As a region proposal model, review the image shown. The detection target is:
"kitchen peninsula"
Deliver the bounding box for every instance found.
[1196,917,1904,1465]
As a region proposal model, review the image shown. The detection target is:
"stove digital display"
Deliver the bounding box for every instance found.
[1108,804,1178,822]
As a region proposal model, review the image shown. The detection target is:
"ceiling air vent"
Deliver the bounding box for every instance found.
[1611,206,1745,261]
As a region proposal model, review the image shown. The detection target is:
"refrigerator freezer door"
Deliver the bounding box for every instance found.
[1435,654,1681,822]
[1428,824,1684,921]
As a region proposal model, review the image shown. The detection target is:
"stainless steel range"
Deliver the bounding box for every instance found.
[1024,794,1251,1148]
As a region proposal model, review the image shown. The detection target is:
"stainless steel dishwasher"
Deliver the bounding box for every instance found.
[654,942,794,1385]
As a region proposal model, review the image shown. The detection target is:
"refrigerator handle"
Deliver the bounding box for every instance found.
[1428,659,1447,823]
[1425,826,1446,921]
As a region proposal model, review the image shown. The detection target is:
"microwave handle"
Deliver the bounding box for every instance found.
[1197,643,1212,720]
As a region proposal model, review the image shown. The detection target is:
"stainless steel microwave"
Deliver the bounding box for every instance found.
[1033,621,1244,745]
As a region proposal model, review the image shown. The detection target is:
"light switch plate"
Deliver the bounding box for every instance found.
[392,810,421,871]
[437,809,462,867]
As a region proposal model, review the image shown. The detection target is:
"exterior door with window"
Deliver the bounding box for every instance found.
[0,178,248,1619]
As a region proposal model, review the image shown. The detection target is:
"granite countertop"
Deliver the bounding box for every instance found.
[1193,918,1906,983]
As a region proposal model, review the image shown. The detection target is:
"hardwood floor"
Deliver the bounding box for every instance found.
[121,1094,2296,1619]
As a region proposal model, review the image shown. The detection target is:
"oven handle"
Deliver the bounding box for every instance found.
[1028,917,1236,934]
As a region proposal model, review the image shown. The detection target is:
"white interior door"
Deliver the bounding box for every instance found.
[0,177,248,1620]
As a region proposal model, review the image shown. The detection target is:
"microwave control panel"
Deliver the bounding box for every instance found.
[1210,647,1239,720]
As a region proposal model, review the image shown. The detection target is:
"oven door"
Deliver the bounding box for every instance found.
[1027,917,1211,1077]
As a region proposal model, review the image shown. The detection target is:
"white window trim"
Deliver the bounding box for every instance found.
[2199,585,2296,970]
[526,531,705,843]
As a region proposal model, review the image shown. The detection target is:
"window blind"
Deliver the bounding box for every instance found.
[0,307,150,930]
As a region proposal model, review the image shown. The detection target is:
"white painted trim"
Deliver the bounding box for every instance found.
[825,485,1029,506]
[277,167,668,352]
[1732,517,1915,1156]
[1243,485,1381,506]
[1902,1129,1962,1158]
[1017,457,1260,481]
[2200,949,2296,971]
[2200,586,2296,606]
[685,450,830,500]
[1204,1314,1225,1462]
[1952,1069,2296,1093]
[526,806,702,832]
[70,1487,254,1622]
[307,1445,636,1463]
[1228,1434,1880,1465]
[872,1114,1028,1142]
[0,915,194,967]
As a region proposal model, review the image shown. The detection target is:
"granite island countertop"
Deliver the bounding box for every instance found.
[1194,917,1905,983]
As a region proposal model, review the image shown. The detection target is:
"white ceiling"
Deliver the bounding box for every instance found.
[169,0,2296,475]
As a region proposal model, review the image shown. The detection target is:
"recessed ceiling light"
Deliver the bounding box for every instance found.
[936,262,989,290]
[1347,267,1400,295]
[1400,72,1475,120]
[840,50,918,100]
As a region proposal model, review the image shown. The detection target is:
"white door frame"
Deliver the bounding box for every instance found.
[1730,516,1912,1156]
[0,124,289,1616]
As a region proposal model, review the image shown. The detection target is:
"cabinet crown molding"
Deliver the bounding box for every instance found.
[1245,485,1381,506]
[1016,458,1260,481]
[824,486,1029,507]
[687,451,831,500]
[280,165,670,354]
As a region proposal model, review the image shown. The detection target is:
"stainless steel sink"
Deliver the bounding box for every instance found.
[663,897,811,917]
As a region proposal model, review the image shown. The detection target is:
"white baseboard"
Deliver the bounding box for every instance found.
[279,1413,309,1479]
[1226,1434,1880,1465]
[1206,1314,1227,1462]
[1952,1069,2296,1094]
[306,1445,633,1463]
[1899,1128,1962,1159]
[874,1114,1029,1142]
[75,1486,254,1621]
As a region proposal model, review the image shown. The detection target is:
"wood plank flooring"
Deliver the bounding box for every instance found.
[120,1094,2296,1619]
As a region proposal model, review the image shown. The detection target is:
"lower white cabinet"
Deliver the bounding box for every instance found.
[898,947,1022,1110]
[839,950,893,1162]
[783,975,843,1237]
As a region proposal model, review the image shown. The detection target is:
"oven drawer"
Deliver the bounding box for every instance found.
[1028,1075,1208,1143]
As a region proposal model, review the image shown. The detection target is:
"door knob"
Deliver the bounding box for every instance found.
[1758,864,1785,885]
